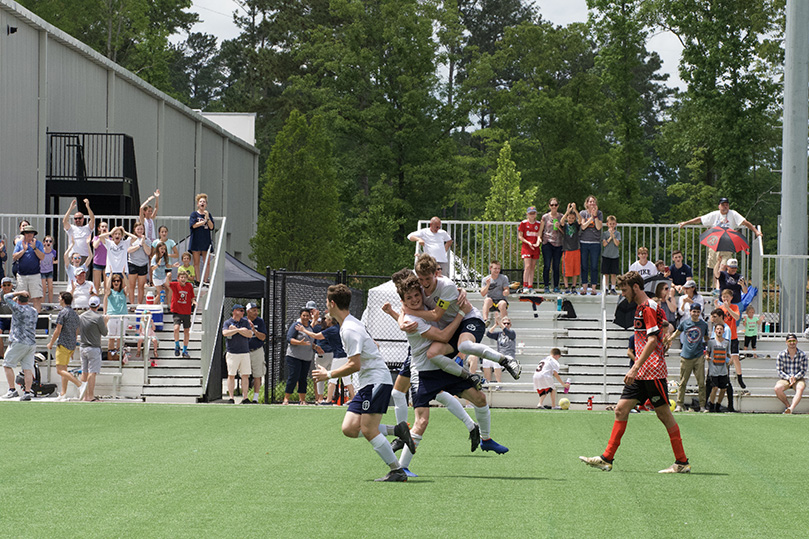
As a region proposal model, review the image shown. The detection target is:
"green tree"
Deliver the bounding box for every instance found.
[250,110,343,271]
[168,32,225,110]
[483,141,537,221]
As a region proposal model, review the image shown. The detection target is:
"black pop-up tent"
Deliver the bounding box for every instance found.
[224,253,265,298]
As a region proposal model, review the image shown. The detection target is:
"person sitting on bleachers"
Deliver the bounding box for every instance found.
[774,333,806,414]
[480,260,509,325]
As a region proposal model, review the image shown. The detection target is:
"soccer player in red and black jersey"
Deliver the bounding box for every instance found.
[580,271,690,473]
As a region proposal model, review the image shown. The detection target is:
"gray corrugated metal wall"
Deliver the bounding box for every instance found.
[0,0,259,265]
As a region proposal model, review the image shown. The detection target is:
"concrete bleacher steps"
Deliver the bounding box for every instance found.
[469,291,805,413]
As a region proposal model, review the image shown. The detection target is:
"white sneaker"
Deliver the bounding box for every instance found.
[659,462,691,474]
[674,405,683,412]
[79,382,88,400]
[579,455,612,471]
[55,394,70,402]
[1,389,19,399]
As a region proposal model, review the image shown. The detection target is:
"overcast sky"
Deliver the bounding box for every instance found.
[186,0,685,90]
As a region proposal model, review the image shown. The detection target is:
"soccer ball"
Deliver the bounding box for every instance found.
[669,399,676,411]
[559,398,570,410]
[667,380,679,394]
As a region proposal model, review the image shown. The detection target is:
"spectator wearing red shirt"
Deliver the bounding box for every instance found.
[169,270,196,358]
[518,206,541,293]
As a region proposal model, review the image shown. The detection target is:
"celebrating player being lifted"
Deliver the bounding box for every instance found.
[312,284,415,483]
[579,271,690,474]
[400,254,521,381]
[387,274,511,474]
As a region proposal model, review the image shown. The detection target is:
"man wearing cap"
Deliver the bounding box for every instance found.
[78,296,108,401]
[713,255,747,305]
[0,278,14,360]
[678,197,762,290]
[11,224,44,312]
[70,266,97,309]
[223,304,253,404]
[245,302,267,403]
[518,206,541,292]
[667,303,710,412]
[1,290,38,400]
[774,333,807,414]
[407,217,453,277]
[62,198,96,266]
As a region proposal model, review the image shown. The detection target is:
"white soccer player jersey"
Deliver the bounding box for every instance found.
[532,356,560,391]
[339,314,390,390]
[423,276,482,329]
[403,313,440,373]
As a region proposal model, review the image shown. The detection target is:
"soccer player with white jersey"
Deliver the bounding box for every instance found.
[580,271,690,474]
[312,284,414,482]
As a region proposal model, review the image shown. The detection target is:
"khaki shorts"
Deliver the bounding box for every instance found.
[15,273,43,298]
[706,249,735,270]
[249,348,266,378]
[226,352,251,376]
[775,378,806,392]
[55,345,75,366]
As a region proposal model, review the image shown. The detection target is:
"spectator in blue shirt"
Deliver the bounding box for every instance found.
[669,250,693,294]
[245,302,267,403]
[11,225,44,312]
[666,304,709,412]
[222,304,253,404]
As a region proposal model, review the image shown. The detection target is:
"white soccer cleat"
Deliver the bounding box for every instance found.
[658,462,691,474]
[579,455,612,471]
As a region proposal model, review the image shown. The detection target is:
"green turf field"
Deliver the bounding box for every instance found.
[2,403,804,538]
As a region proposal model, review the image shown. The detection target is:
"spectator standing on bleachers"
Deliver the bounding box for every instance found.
[178,252,195,283]
[518,206,541,293]
[245,302,267,403]
[666,304,709,412]
[407,217,453,276]
[561,203,581,294]
[78,296,107,402]
[139,189,160,244]
[706,323,730,413]
[669,251,692,294]
[741,305,761,357]
[713,255,747,304]
[480,261,510,325]
[65,251,85,287]
[189,193,215,285]
[678,197,762,290]
[223,303,252,404]
[716,288,745,389]
[47,291,83,401]
[12,224,44,313]
[0,235,7,281]
[70,267,97,310]
[538,198,564,293]
[533,348,569,409]
[677,280,705,322]
[62,198,95,267]
[40,235,57,305]
[103,275,128,363]
[152,226,179,263]
[150,242,172,305]
[774,333,806,414]
[91,222,109,295]
[0,278,13,361]
[601,216,621,295]
[127,222,151,305]
[707,308,735,412]
[284,307,317,405]
[578,196,603,295]
[628,247,657,279]
[170,269,195,358]
[0,289,37,400]
[97,226,133,295]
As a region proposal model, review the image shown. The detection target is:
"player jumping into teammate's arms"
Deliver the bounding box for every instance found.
[312,284,415,482]
[579,271,690,474]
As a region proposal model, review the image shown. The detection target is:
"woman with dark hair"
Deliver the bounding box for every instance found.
[538,198,564,293]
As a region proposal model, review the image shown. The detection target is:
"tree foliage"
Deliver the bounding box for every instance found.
[483,141,537,221]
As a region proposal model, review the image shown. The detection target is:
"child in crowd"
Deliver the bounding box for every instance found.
[716,288,744,389]
[655,260,670,278]
[92,222,109,295]
[561,203,581,294]
[742,305,761,358]
[518,206,541,293]
[40,235,58,304]
[97,225,135,292]
[628,247,657,279]
[152,225,179,262]
[532,348,569,409]
[178,252,196,284]
[480,260,510,324]
[170,269,196,358]
[137,315,159,366]
[65,251,85,286]
[104,274,129,363]
[600,216,621,294]
[705,323,730,413]
[150,241,174,305]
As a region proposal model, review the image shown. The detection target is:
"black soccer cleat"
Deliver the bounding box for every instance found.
[500,355,521,380]
[468,373,484,391]
[390,438,405,453]
[469,424,481,452]
[394,421,416,455]
[375,468,408,482]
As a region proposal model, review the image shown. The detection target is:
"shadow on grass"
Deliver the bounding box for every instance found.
[435,474,560,481]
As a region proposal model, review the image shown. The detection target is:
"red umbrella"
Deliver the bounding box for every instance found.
[699,227,749,254]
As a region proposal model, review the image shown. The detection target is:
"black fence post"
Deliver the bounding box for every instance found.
[264,266,271,405]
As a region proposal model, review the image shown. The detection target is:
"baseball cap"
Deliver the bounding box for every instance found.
[75,266,86,275]
[246,302,259,311]
[232,303,244,311]
[726,258,738,268]
[305,300,318,310]
[526,206,537,214]
[683,279,696,289]
[718,197,729,204]
[785,333,798,341]
[89,296,101,308]
[690,303,702,312]
[1,277,13,286]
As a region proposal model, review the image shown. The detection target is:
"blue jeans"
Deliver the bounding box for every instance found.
[580,242,601,286]
[541,243,563,288]
[285,355,311,395]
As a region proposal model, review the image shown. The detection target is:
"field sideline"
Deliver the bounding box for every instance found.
[2,402,804,537]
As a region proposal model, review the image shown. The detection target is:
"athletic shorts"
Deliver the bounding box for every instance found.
[3,343,36,371]
[709,374,729,389]
[316,352,333,371]
[563,250,581,277]
[620,378,669,408]
[40,271,53,280]
[448,318,486,356]
[482,358,502,370]
[107,317,123,337]
[398,355,411,378]
[128,263,148,276]
[153,276,166,287]
[80,346,102,374]
[55,344,75,366]
[249,348,266,378]
[730,339,739,355]
[15,273,43,299]
[226,352,251,376]
[413,369,475,408]
[521,247,540,260]
[536,387,552,396]
[173,313,191,329]
[347,383,392,415]
[601,256,620,275]
[743,335,757,348]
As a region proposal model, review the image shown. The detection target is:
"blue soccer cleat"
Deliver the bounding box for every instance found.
[480,438,509,454]
[402,468,418,478]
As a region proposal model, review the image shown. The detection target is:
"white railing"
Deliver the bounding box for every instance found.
[199,218,226,394]
[600,274,609,402]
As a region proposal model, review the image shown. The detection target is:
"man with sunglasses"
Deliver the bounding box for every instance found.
[12,225,44,312]
[774,333,806,414]
[0,278,13,360]
[62,198,96,266]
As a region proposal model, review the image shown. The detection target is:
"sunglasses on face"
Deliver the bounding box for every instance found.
[44,240,52,244]
[549,203,558,207]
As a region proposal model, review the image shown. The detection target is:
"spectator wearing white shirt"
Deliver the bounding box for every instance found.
[628,247,658,279]
[407,217,452,276]
[61,198,95,266]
